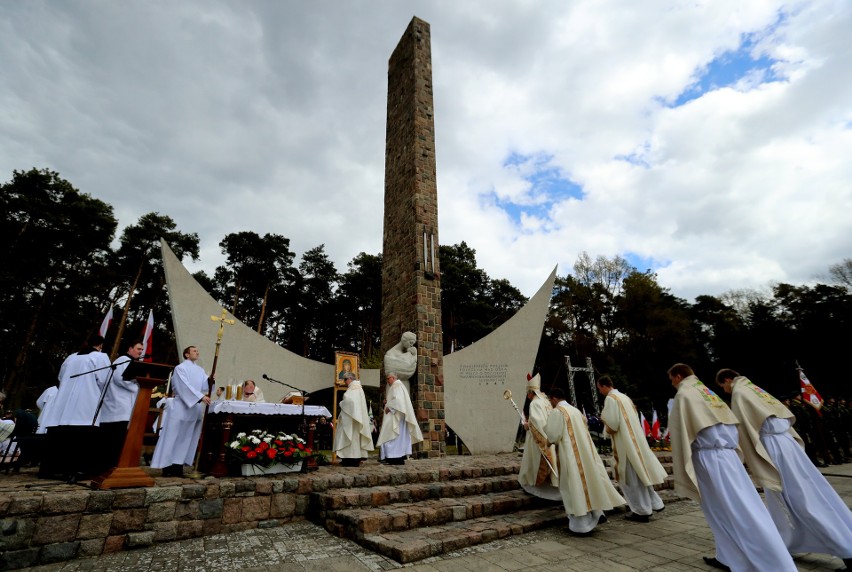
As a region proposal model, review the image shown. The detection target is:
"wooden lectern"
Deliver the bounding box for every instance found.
[92,362,173,489]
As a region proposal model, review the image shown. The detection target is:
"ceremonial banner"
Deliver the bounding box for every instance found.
[99,305,113,338]
[798,368,823,411]
[641,411,651,437]
[141,310,154,363]
[650,409,661,440]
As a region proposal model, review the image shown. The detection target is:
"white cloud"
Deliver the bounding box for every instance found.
[1,0,849,303]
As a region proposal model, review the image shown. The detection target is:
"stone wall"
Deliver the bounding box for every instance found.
[0,477,312,570]
[381,16,445,458]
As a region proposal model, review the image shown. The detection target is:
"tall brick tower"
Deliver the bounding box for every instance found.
[381,16,444,458]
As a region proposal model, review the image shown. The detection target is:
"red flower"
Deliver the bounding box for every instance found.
[266,449,277,459]
[241,446,251,452]
[246,451,257,459]
[274,440,283,446]
[258,442,269,451]
[297,443,305,450]
[283,450,293,457]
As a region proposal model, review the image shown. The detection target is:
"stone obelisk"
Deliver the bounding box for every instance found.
[381,16,444,458]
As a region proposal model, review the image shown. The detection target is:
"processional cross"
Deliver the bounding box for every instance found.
[189,309,235,478]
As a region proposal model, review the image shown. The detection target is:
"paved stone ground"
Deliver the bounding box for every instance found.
[15,464,852,572]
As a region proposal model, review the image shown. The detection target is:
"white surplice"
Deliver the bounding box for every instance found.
[151,359,208,468]
[35,385,58,434]
[692,424,796,572]
[760,417,852,558]
[46,350,111,427]
[96,355,139,423]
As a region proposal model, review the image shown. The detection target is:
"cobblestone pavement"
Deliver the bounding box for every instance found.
[16,465,852,572]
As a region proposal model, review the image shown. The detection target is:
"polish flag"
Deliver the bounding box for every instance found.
[98,305,113,338]
[798,368,823,412]
[650,409,661,440]
[640,412,651,437]
[141,310,154,362]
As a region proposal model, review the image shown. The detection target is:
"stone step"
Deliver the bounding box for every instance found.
[313,473,521,512]
[325,489,547,537]
[358,505,567,563]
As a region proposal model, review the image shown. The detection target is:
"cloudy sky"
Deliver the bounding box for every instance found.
[2,1,850,301]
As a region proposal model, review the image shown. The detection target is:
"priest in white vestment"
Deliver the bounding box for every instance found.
[667,363,796,572]
[334,373,374,466]
[377,372,423,465]
[151,345,212,478]
[597,376,666,521]
[517,374,559,500]
[544,388,625,534]
[716,369,852,569]
[38,335,111,482]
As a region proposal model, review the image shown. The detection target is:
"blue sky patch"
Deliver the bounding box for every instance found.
[672,33,782,107]
[497,152,585,224]
[623,251,668,273]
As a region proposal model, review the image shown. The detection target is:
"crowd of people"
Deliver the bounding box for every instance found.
[785,393,852,467]
[2,331,851,571]
[517,364,851,571]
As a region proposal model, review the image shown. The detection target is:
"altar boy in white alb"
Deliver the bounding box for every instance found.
[376,372,423,465]
[151,346,212,478]
[667,363,795,572]
[597,375,666,522]
[715,369,852,570]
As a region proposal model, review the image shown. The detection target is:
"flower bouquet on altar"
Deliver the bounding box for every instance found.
[228,429,313,476]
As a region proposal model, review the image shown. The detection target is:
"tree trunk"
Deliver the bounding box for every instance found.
[5,282,53,404]
[257,282,270,334]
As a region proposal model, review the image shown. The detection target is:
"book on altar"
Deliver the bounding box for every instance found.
[281,391,308,405]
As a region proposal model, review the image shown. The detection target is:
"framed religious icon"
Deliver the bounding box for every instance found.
[335,352,359,388]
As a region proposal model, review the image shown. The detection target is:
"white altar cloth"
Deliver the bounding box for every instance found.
[210,401,331,417]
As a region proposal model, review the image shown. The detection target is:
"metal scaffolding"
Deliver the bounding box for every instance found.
[565,356,598,415]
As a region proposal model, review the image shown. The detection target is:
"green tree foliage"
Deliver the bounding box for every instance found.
[0,169,117,402]
[212,231,297,337]
[109,212,199,361]
[287,245,340,360]
[3,168,850,415]
[335,253,383,360]
[439,242,526,353]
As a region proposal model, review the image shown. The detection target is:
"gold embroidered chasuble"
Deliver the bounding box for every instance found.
[730,376,804,492]
[518,396,558,487]
[670,375,741,501]
[544,402,625,516]
[601,390,667,487]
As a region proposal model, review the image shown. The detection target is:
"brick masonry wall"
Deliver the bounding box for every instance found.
[381,16,445,458]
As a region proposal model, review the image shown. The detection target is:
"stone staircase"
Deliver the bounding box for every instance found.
[311,452,677,564]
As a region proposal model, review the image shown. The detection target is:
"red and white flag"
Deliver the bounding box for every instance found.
[141,310,154,362]
[798,368,823,411]
[650,409,661,440]
[640,412,651,437]
[98,305,113,338]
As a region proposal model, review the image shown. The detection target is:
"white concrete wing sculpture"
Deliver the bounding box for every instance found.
[162,239,554,453]
[444,267,557,454]
[161,240,379,402]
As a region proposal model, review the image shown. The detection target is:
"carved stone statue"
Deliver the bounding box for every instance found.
[383,331,417,389]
